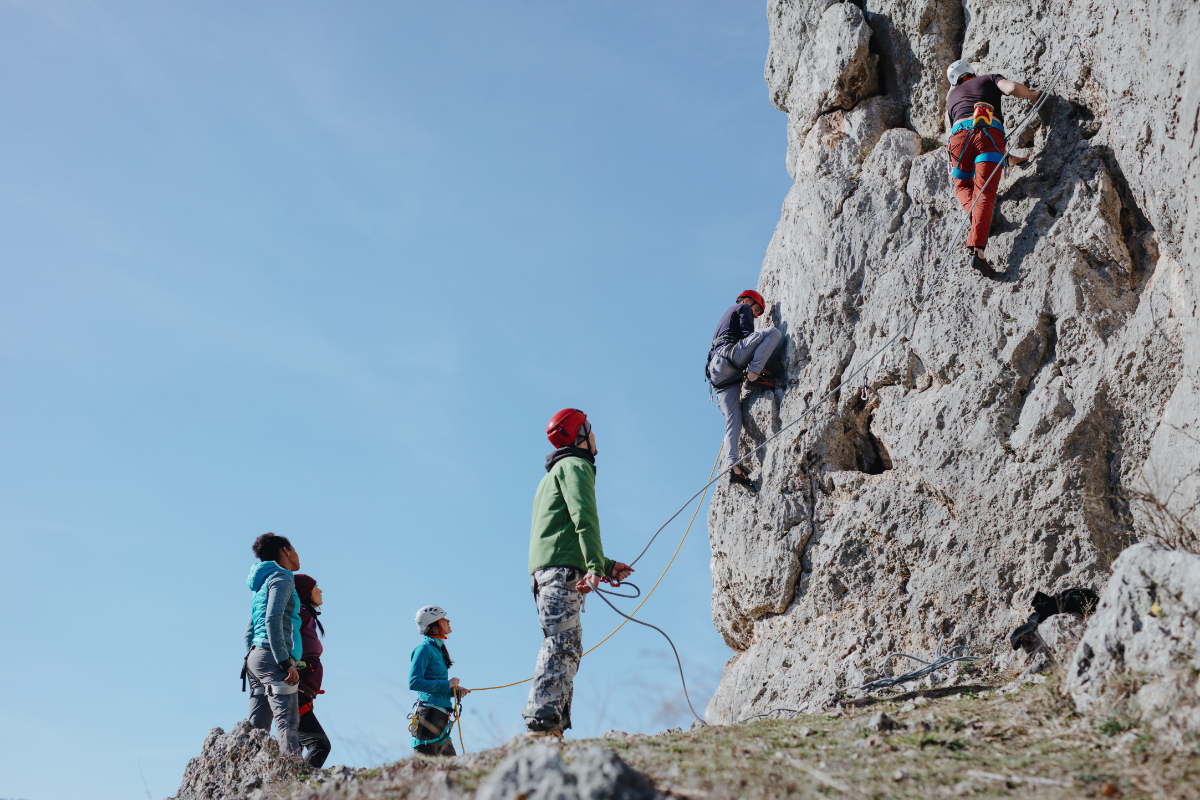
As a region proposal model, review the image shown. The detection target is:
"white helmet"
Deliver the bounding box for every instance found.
[415,604,447,633]
[947,59,974,86]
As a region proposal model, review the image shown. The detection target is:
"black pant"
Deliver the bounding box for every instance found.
[412,705,457,757]
[298,702,332,768]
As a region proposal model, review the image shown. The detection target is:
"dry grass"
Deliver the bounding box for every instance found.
[286,669,1199,799]
[601,674,1197,799]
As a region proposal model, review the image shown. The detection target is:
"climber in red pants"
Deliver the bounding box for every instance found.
[944,59,1042,276]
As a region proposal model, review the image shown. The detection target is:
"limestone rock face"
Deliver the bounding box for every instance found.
[706,0,1200,723]
[784,3,879,140]
[170,720,300,800]
[1066,543,1200,740]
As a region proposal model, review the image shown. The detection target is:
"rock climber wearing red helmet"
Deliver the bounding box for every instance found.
[706,290,783,492]
[522,409,633,739]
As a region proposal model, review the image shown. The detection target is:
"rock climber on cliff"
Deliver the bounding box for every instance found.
[944,59,1042,276]
[523,409,633,739]
[707,290,782,492]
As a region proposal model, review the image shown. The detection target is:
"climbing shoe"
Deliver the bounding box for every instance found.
[745,374,776,391]
[729,469,757,493]
[969,251,1002,279]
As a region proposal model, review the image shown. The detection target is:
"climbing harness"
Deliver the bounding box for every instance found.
[706,333,744,398]
[629,34,1079,572]
[408,698,460,750]
[949,102,1007,180]
[847,637,978,694]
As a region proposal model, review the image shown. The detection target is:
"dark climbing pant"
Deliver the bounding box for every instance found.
[948,127,1007,249]
[298,705,332,768]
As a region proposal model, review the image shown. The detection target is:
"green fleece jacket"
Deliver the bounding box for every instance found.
[529,455,615,577]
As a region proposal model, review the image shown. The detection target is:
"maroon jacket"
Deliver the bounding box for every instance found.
[299,605,324,694]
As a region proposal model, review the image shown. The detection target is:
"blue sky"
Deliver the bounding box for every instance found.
[0,2,790,798]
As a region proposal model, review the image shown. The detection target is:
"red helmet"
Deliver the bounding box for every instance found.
[737,289,765,308]
[547,408,589,448]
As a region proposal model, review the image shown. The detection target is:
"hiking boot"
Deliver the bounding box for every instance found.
[744,374,776,391]
[729,469,757,493]
[526,729,564,741]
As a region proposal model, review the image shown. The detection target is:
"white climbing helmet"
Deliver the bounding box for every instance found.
[946,59,975,86]
[415,604,447,633]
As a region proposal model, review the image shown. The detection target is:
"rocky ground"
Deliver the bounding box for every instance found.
[177,664,1197,800]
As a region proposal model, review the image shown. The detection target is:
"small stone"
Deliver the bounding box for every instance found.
[900,701,917,712]
[865,734,895,751]
[797,726,816,737]
[601,730,629,739]
[912,696,929,707]
[1100,782,1120,796]
[892,768,910,782]
[866,712,902,732]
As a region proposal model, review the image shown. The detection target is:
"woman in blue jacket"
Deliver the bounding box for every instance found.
[409,605,470,756]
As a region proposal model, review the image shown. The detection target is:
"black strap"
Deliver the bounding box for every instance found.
[706,334,743,389]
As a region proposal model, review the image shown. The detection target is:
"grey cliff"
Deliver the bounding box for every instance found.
[706,0,1200,722]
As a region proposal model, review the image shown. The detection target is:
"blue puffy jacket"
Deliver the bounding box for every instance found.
[409,637,453,710]
[245,561,303,666]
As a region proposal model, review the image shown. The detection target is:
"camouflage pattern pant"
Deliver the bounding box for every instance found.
[522,566,584,732]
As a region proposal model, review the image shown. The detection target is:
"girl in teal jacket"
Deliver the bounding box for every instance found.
[408,605,469,756]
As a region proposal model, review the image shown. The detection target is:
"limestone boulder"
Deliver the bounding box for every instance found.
[475,745,660,800]
[169,720,301,800]
[785,3,879,138]
[1066,543,1200,740]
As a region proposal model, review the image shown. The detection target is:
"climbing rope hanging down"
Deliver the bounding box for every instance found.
[629,34,1080,571]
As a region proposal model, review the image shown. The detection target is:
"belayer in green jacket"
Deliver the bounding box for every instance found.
[523,408,633,738]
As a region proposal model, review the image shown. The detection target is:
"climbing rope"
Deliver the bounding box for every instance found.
[463,446,722,705]
[455,37,1079,739]
[630,34,1080,570]
[847,636,978,694]
[451,443,715,753]
[739,708,805,723]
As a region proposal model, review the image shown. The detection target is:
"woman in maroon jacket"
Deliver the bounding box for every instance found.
[293,574,331,768]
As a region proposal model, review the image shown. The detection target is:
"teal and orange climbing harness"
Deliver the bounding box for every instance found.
[949,101,1008,180]
[407,687,466,753]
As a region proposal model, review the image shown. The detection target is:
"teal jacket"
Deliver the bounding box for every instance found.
[408,637,453,710]
[245,561,303,666]
[528,454,614,577]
